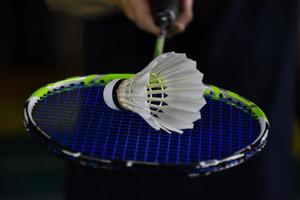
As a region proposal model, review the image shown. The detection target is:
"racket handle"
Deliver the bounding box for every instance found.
[151,0,180,30]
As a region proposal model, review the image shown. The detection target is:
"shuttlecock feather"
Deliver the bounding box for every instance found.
[103,52,206,134]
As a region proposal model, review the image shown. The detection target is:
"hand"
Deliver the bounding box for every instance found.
[110,0,194,36]
[172,0,194,33]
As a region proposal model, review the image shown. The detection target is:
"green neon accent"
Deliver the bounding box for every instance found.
[225,90,267,119]
[204,85,268,120]
[222,90,263,118]
[31,76,81,98]
[227,91,252,106]
[83,74,97,85]
[95,74,135,85]
[154,34,165,57]
[31,87,49,98]
[47,76,80,87]
[251,107,268,119]
[205,85,221,97]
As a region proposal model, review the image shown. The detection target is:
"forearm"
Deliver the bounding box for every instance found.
[46,0,119,18]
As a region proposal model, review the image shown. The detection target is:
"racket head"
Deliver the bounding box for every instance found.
[24,74,269,176]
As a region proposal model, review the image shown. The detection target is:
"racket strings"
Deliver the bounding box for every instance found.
[31,85,261,164]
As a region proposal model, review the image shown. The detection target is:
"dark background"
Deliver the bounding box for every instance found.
[0,1,299,199]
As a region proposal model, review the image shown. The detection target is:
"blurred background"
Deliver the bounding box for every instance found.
[0,1,299,200]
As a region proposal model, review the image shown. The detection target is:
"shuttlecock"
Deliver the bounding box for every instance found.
[103,52,206,133]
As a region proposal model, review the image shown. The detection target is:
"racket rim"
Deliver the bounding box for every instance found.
[24,74,270,176]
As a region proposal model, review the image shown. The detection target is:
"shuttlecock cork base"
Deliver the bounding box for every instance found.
[103,52,206,134]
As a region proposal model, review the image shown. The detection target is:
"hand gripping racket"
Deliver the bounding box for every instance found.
[24,74,269,176]
[152,0,179,57]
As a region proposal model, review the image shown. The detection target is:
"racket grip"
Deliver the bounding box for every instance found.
[151,0,180,29]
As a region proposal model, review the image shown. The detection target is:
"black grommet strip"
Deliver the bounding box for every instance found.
[112,79,124,110]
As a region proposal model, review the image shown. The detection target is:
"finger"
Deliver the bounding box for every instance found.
[174,0,193,32]
[131,0,160,35]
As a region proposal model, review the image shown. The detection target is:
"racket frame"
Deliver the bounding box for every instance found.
[24,74,270,176]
